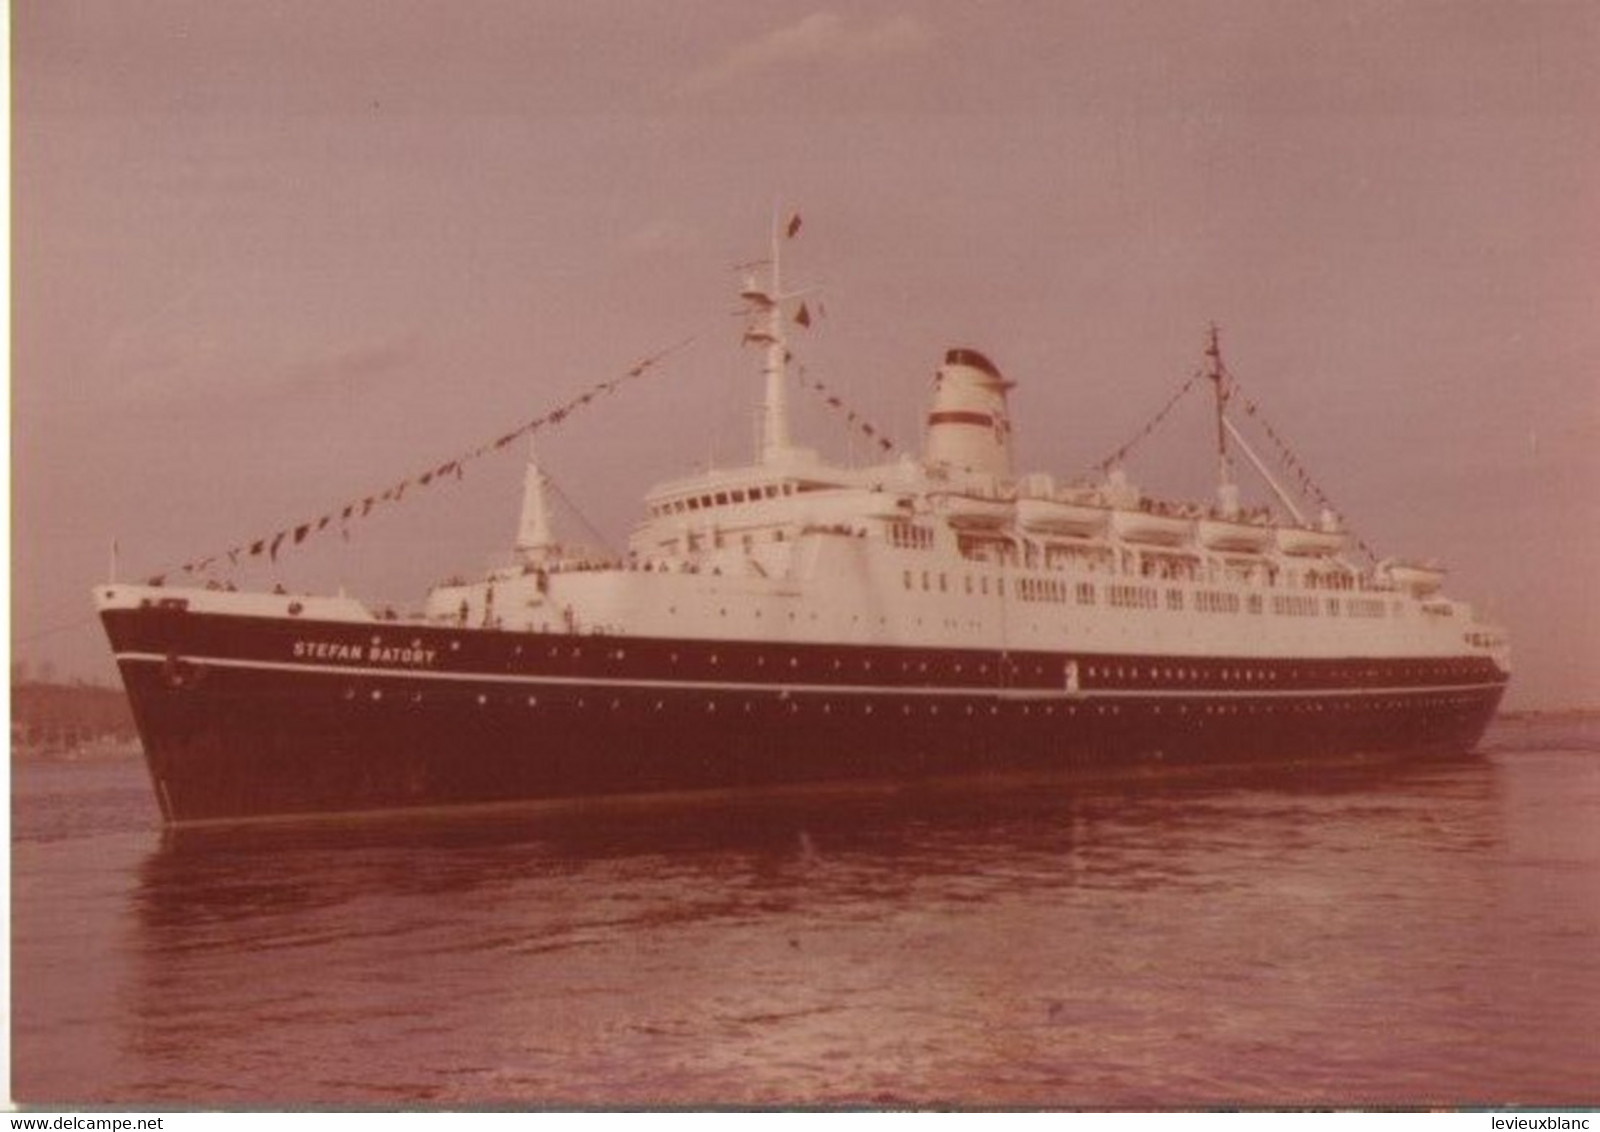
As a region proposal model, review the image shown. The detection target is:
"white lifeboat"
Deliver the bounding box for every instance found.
[1197,516,1273,553]
[1015,496,1109,537]
[1111,507,1192,546]
[1379,558,1446,596]
[1275,525,1347,557]
[933,492,1014,531]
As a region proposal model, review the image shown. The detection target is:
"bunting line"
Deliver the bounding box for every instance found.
[147,336,698,586]
[1092,369,1205,472]
[794,368,897,454]
[1089,363,1376,563]
[1226,378,1378,564]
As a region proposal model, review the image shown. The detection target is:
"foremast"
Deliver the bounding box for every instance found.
[740,208,809,467]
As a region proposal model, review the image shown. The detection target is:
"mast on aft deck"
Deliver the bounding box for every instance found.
[1205,324,1240,518]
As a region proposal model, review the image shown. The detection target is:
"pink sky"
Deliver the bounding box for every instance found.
[12,1,1600,708]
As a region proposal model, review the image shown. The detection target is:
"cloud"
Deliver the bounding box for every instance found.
[106,319,422,410]
[681,11,935,97]
[617,218,703,259]
[272,336,422,400]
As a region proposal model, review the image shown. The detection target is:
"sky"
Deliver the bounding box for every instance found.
[11,0,1599,709]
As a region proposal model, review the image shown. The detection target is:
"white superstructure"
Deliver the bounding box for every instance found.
[415,223,1508,678]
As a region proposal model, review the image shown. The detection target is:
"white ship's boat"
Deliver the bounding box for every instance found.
[1015,496,1109,538]
[1197,516,1275,553]
[1276,525,1347,557]
[94,215,1511,825]
[1379,559,1448,597]
[1110,508,1193,546]
[933,491,1015,531]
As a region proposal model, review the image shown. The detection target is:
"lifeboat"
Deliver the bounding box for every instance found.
[933,492,1014,531]
[1015,496,1109,537]
[1111,507,1192,546]
[1196,517,1273,553]
[1380,559,1446,597]
[1275,525,1347,556]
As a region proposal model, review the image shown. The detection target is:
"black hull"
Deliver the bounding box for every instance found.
[102,605,1508,825]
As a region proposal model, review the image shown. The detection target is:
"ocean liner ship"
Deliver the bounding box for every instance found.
[96,217,1510,824]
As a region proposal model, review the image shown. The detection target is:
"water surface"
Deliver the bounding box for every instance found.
[12,716,1599,1107]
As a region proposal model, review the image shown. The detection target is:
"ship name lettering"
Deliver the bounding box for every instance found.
[368,645,438,666]
[292,639,437,667]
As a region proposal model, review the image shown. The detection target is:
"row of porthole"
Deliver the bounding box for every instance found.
[333,639,1500,687]
[334,646,1494,700]
[341,691,1113,718]
[339,688,1487,716]
[1086,662,1489,685]
[450,644,1492,685]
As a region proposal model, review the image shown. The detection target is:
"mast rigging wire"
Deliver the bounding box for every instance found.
[1089,358,1376,562]
[143,335,698,586]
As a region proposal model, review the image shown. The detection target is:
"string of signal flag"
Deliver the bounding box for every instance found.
[142,202,897,588]
[145,336,699,586]
[1090,363,1376,562]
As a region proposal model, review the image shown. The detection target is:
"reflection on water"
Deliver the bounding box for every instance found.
[14,734,1600,1107]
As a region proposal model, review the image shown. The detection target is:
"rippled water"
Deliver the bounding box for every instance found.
[11,716,1600,1108]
